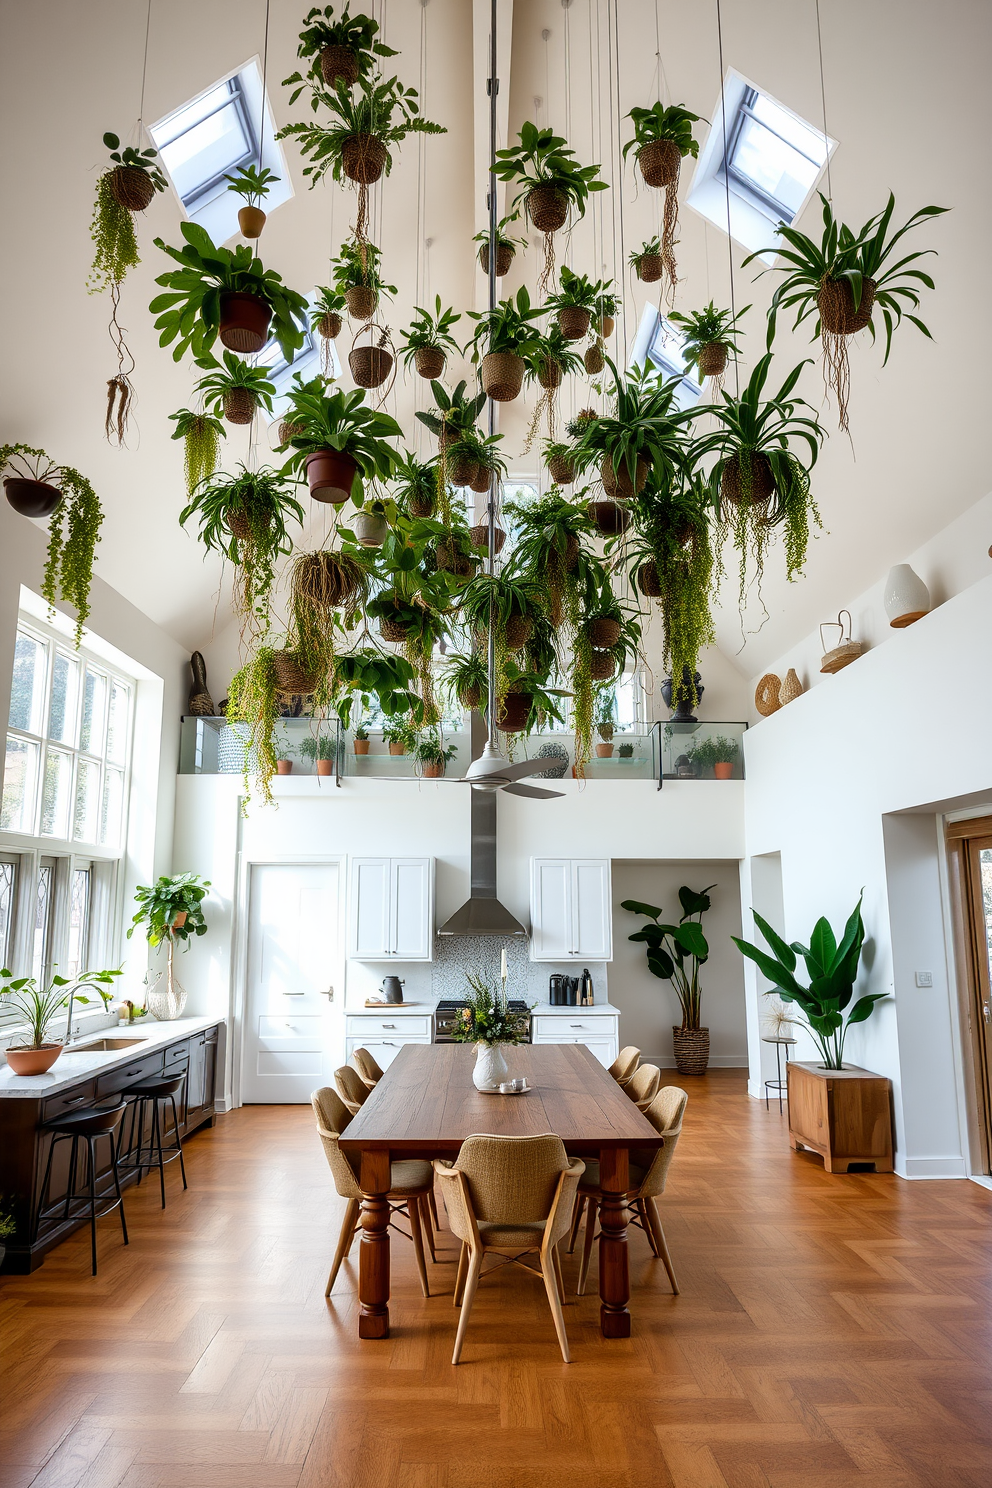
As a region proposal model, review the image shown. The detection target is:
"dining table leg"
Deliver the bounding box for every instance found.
[358,1148,392,1339]
[597,1145,630,1338]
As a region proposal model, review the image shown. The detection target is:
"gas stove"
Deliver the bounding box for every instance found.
[434,998,532,1043]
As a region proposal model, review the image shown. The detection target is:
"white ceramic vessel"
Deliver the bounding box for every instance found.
[473,1043,509,1091]
[884,564,930,629]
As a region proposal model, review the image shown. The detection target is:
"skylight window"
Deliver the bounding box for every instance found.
[263,295,341,423]
[629,307,701,410]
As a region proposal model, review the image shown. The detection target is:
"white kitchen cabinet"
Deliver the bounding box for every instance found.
[349,857,434,960]
[531,1010,619,1066]
[529,858,612,962]
[345,1012,432,1071]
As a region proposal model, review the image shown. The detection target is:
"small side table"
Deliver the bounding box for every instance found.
[762,1036,796,1113]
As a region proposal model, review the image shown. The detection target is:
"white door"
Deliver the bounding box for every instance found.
[243,863,343,1103]
[392,859,431,959]
[573,861,612,960]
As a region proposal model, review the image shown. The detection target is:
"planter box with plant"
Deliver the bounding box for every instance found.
[280,383,401,503]
[283,4,397,94]
[128,873,210,1022]
[493,121,607,290]
[623,887,715,1074]
[1,968,122,1076]
[622,103,700,296]
[224,163,280,240]
[397,295,462,382]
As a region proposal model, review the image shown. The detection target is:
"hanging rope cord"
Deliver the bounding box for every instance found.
[609,0,628,370]
[715,0,740,399]
[814,0,833,201]
[485,0,499,745]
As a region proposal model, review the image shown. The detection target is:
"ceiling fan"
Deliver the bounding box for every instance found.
[445,740,564,799]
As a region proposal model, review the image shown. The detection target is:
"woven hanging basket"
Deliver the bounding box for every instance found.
[590,652,616,682]
[222,387,257,425]
[586,616,621,651]
[479,243,515,276]
[818,277,877,335]
[316,311,343,340]
[298,551,361,607]
[638,139,681,188]
[109,165,155,212]
[408,491,434,518]
[601,454,648,500]
[237,205,266,240]
[226,507,272,542]
[672,1026,710,1076]
[277,421,304,446]
[697,343,728,379]
[436,541,477,577]
[469,467,493,494]
[587,500,629,537]
[469,523,505,552]
[320,43,360,87]
[558,306,591,341]
[584,344,605,375]
[721,452,775,506]
[345,285,378,321]
[379,614,411,643]
[504,613,533,651]
[638,560,663,598]
[218,292,271,354]
[635,254,664,283]
[341,134,387,184]
[272,651,322,698]
[459,684,484,710]
[481,351,524,402]
[527,184,569,233]
[447,454,479,487]
[538,358,563,390]
[414,346,446,380]
[349,345,393,389]
[548,454,576,485]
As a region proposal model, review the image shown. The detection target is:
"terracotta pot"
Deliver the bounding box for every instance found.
[414,347,446,380]
[481,351,525,402]
[548,454,575,486]
[595,742,614,758]
[496,691,531,732]
[590,652,616,682]
[587,499,629,536]
[421,761,445,779]
[172,911,188,930]
[638,139,681,188]
[305,449,358,505]
[316,759,334,777]
[638,560,663,597]
[388,741,407,756]
[538,358,563,390]
[353,738,370,755]
[276,759,293,775]
[594,315,615,339]
[635,254,664,283]
[672,1026,710,1075]
[714,761,734,779]
[818,277,876,335]
[316,312,342,340]
[345,285,378,321]
[320,43,360,87]
[697,343,728,379]
[504,614,533,651]
[110,165,155,211]
[469,523,505,553]
[5,1043,63,1076]
[586,616,621,650]
[349,345,393,389]
[219,291,272,354]
[584,344,605,375]
[222,387,257,424]
[720,452,775,506]
[352,510,388,547]
[479,243,515,276]
[341,134,387,184]
[238,205,267,239]
[557,306,591,341]
[4,477,62,518]
[601,454,648,499]
[527,185,569,233]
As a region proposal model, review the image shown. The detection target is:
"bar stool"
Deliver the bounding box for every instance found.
[120,1073,188,1208]
[36,1100,129,1275]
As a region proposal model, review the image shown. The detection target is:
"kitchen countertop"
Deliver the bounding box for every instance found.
[346,1000,439,1015]
[529,1002,620,1016]
[0,1015,224,1099]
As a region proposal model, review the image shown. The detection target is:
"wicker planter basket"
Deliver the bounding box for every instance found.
[638,139,681,188]
[562,533,580,572]
[345,285,378,321]
[479,243,515,276]
[548,454,575,485]
[226,507,272,542]
[219,292,271,354]
[586,616,621,650]
[238,205,266,239]
[341,134,387,184]
[459,684,483,709]
[414,346,446,380]
[818,277,877,335]
[436,542,476,577]
[672,1026,710,1076]
[316,312,342,340]
[638,560,663,598]
[379,615,411,643]
[589,652,616,682]
[504,613,533,651]
[557,307,591,341]
[584,344,605,375]
[349,346,393,389]
[635,254,664,283]
[272,651,322,698]
[320,43,360,87]
[298,551,361,607]
[601,454,648,500]
[481,351,525,402]
[277,420,305,446]
[110,165,155,212]
[587,499,629,536]
[408,492,434,518]
[469,467,493,494]
[4,478,63,518]
[697,343,728,379]
[222,387,257,425]
[538,358,563,390]
[526,185,569,233]
[721,452,775,506]
[447,454,480,487]
[469,523,505,553]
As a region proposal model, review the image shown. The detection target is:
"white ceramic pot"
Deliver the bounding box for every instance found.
[473,1043,509,1091]
[352,511,388,548]
[884,564,930,629]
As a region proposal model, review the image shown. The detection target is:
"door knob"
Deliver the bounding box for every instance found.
[984,1002,991,1024]
[320,987,334,1000]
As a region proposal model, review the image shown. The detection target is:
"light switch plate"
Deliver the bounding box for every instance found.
[915,970,933,988]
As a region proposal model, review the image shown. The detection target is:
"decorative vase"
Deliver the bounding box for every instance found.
[146,964,188,1022]
[884,564,930,628]
[778,668,803,705]
[672,1026,710,1075]
[473,1043,509,1091]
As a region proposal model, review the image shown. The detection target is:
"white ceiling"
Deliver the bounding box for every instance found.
[2,0,988,684]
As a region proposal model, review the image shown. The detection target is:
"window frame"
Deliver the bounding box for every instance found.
[724,85,827,224]
[154,73,257,213]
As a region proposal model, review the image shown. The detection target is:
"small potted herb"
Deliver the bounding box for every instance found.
[274,727,295,775]
[689,735,740,779]
[353,722,370,755]
[414,728,457,778]
[594,693,617,757]
[192,350,276,425]
[383,721,416,756]
[397,296,462,381]
[300,732,336,776]
[618,741,634,759]
[224,163,281,239]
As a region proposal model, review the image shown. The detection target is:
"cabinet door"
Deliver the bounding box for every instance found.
[573,860,612,960]
[530,859,572,961]
[391,859,433,960]
[345,1035,430,1071]
[351,859,391,958]
[185,1034,207,1126]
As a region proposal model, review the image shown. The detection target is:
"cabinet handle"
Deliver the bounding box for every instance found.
[63,1094,88,1107]
[382,1023,396,1029]
[569,1023,585,1028]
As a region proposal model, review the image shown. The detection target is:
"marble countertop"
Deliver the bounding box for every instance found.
[529,1002,620,1016]
[0,1015,224,1099]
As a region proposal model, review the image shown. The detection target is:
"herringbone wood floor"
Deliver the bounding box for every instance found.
[2,1069,992,1488]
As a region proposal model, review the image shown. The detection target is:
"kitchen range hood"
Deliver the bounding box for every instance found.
[437,715,528,937]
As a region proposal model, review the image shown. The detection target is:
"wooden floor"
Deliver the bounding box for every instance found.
[2,1069,992,1488]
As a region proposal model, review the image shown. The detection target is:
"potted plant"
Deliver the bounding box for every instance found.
[594,692,617,757]
[88,130,166,293]
[383,721,416,756]
[689,734,739,779]
[746,193,947,431]
[543,439,576,486]
[594,288,621,339]
[353,722,370,754]
[128,873,208,1021]
[192,350,276,425]
[668,301,749,385]
[623,887,715,1074]
[493,122,607,289]
[469,287,546,402]
[169,408,226,496]
[460,571,542,710]
[0,445,103,647]
[415,380,487,489]
[300,732,336,776]
[443,651,488,711]
[280,383,401,502]
[151,222,309,362]
[328,238,397,321]
[572,360,695,500]
[310,284,347,373]
[332,648,422,730]
[289,545,372,694]
[224,163,280,239]
[448,972,533,1090]
[622,103,701,295]
[526,324,583,392]
[397,295,462,381]
[348,324,395,390]
[274,727,296,775]
[228,646,318,803]
[618,741,634,759]
[628,236,664,283]
[1,968,121,1076]
[392,451,438,518]
[414,728,457,779]
[284,4,396,92]
[180,464,304,627]
[346,495,391,549]
[570,586,640,774]
[473,217,527,277]
[503,490,595,629]
[495,668,567,735]
[466,433,508,498]
[545,268,614,341]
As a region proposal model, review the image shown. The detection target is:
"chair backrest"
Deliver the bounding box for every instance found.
[635,1085,688,1197]
[311,1086,361,1200]
[334,1064,369,1113]
[625,1062,661,1107]
[455,1133,571,1226]
[351,1047,384,1085]
[608,1046,641,1085]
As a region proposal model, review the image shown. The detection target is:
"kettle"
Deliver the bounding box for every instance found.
[381,975,405,1005]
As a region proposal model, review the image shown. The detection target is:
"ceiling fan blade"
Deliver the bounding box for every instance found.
[493,756,558,782]
[501,782,564,800]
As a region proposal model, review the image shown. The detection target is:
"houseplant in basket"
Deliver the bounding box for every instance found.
[469,287,546,402]
[629,236,664,283]
[151,222,309,363]
[284,4,396,94]
[1,968,122,1075]
[331,647,422,730]
[473,217,527,277]
[414,728,457,779]
[280,382,401,502]
[448,971,533,1090]
[168,409,226,497]
[494,668,567,736]
[330,239,396,321]
[543,439,577,486]
[570,584,641,775]
[192,351,276,425]
[392,451,439,519]
[622,103,701,296]
[397,295,462,382]
[623,887,715,1074]
[228,645,325,805]
[128,873,210,1021]
[460,571,543,714]
[572,360,696,500]
[310,285,348,373]
[503,489,595,628]
[668,301,749,387]
[224,163,280,239]
[493,121,607,290]
[545,268,614,342]
[523,326,583,446]
[443,651,488,712]
[746,193,947,431]
[300,731,337,776]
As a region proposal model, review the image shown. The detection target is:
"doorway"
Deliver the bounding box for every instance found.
[242,862,344,1103]
[947,817,992,1173]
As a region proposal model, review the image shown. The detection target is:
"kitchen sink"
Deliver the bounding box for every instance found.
[75,1037,147,1051]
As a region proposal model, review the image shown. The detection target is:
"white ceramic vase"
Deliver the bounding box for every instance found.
[473,1043,509,1091]
[884,564,930,629]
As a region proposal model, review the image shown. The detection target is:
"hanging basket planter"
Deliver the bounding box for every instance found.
[584,343,605,375]
[447,453,480,487]
[481,351,525,402]
[589,651,616,682]
[504,614,534,651]
[479,243,515,276]
[272,650,323,698]
[349,344,393,389]
[496,690,532,732]
[817,276,877,335]
[277,420,305,446]
[557,306,591,341]
[109,164,156,212]
[594,314,615,339]
[538,358,563,390]
[720,452,776,506]
[4,477,63,518]
[316,311,343,340]
[562,533,581,572]
[638,560,663,597]
[634,254,664,283]
[345,285,378,321]
[458,683,483,709]
[436,541,477,577]
[601,454,649,499]
[470,523,505,552]
[320,43,360,88]
[585,616,621,650]
[548,453,576,485]
[697,343,728,379]
[408,491,435,518]
[222,387,258,425]
[352,510,388,547]
[414,347,446,380]
[379,614,413,643]
[218,291,272,354]
[468,467,493,494]
[341,134,388,184]
[298,550,362,607]
[226,507,272,542]
[527,185,569,233]
[305,449,359,505]
[586,499,629,536]
[637,139,681,189]
[238,205,267,239]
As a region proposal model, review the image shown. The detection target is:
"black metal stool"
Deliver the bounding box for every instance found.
[120,1074,188,1208]
[36,1100,129,1275]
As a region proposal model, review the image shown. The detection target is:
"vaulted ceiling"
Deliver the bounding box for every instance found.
[2,0,988,686]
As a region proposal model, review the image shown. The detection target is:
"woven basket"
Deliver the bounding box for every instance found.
[538,358,563,390]
[222,387,257,425]
[479,243,515,276]
[548,454,575,485]
[469,467,493,494]
[584,344,605,375]
[341,134,387,184]
[272,651,321,698]
[587,500,629,536]
[320,43,360,87]
[447,454,479,487]
[277,421,304,446]
[527,185,569,233]
[436,541,476,577]
[408,493,434,518]
[558,307,591,341]
[721,452,775,506]
[590,652,616,682]
[379,615,411,643]
[601,455,648,500]
[635,254,664,283]
[109,165,155,211]
[226,508,271,542]
[638,139,681,188]
[820,640,863,675]
[481,351,524,402]
[561,533,580,573]
[469,523,505,553]
[298,551,360,607]
[349,346,393,389]
[415,346,446,380]
[586,616,621,650]
[459,684,483,709]
[698,343,728,378]
[638,560,663,598]
[316,312,342,340]
[504,613,533,651]
[345,285,378,321]
[672,1026,710,1076]
[754,674,782,717]
[778,667,803,705]
[818,277,876,335]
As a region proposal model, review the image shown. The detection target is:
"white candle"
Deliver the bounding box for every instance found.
[501,948,508,981]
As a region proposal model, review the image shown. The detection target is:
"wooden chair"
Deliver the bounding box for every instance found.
[608,1045,641,1088]
[350,1047,384,1088]
[572,1085,687,1297]
[334,1063,370,1115]
[624,1062,662,1112]
[434,1134,584,1364]
[311,1086,435,1297]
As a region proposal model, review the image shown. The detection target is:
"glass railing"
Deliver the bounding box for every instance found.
[659,721,748,781]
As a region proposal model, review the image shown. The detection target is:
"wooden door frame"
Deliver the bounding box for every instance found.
[945,817,992,1175]
[232,853,347,1110]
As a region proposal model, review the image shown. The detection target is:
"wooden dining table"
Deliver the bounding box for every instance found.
[339,1042,666,1340]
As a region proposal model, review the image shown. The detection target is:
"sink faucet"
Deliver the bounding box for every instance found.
[63,982,82,1048]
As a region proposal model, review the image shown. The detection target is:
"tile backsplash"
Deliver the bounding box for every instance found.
[342,938,608,1007]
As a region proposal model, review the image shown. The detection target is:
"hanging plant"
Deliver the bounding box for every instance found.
[284,5,397,94]
[193,350,276,425]
[348,324,395,390]
[469,287,546,403]
[503,491,598,630]
[224,163,280,240]
[460,573,543,716]
[668,301,750,390]
[473,217,527,277]
[572,359,695,500]
[593,289,621,339]
[622,104,701,299]
[392,451,438,519]
[397,296,463,382]
[280,382,401,503]
[332,647,422,729]
[443,651,489,711]
[168,409,226,497]
[524,326,583,449]
[569,576,641,776]
[495,667,567,736]
[286,546,372,710]
[745,194,947,432]
[330,238,397,321]
[465,433,507,497]
[543,439,576,486]
[545,268,614,342]
[227,646,288,807]
[415,379,486,518]
[628,237,664,284]
[310,285,347,374]
[492,122,608,292]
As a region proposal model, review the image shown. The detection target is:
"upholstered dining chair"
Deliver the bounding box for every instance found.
[311,1086,435,1297]
[571,1085,688,1297]
[350,1047,384,1089]
[608,1046,641,1088]
[434,1134,585,1364]
[624,1062,662,1112]
[334,1063,370,1115]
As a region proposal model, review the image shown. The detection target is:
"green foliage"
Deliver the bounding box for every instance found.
[688,733,739,768]
[332,647,421,728]
[546,267,614,312]
[280,384,401,497]
[572,360,696,490]
[42,467,103,646]
[168,409,226,496]
[382,720,417,749]
[473,218,527,252]
[414,379,486,439]
[276,73,445,187]
[469,286,546,358]
[622,102,702,160]
[226,647,282,805]
[283,4,397,100]
[300,732,336,762]
[330,238,396,295]
[413,728,457,767]
[312,284,347,322]
[503,490,597,629]
[391,450,438,515]
[628,236,662,266]
[732,896,885,1070]
[224,163,280,205]
[493,121,608,222]
[443,651,488,710]
[179,465,305,625]
[397,295,462,366]
[447,974,532,1047]
[192,350,276,417]
[128,874,210,947]
[622,887,714,1029]
[0,967,122,1050]
[667,301,750,382]
[88,173,139,293]
[525,324,584,386]
[101,131,167,187]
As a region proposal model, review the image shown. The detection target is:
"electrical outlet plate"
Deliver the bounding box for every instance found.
[915,970,934,988]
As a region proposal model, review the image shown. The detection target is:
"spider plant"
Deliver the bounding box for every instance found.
[392,450,439,518]
[192,351,276,423]
[276,73,445,188]
[622,104,703,295]
[571,360,696,497]
[570,575,641,774]
[667,302,750,384]
[459,572,544,713]
[503,491,599,630]
[443,651,489,711]
[523,324,583,448]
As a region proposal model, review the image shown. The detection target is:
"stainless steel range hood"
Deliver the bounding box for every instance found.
[437,714,528,937]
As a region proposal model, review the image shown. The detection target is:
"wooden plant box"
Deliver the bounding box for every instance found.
[786,1062,893,1174]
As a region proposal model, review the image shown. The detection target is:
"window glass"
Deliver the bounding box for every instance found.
[41,749,72,838]
[67,867,91,978]
[33,863,53,982]
[0,859,16,970]
[646,319,702,408]
[1,736,39,832]
[9,631,46,734]
[80,669,107,753]
[155,80,252,203]
[73,758,101,843]
[48,652,79,745]
[729,90,827,221]
[101,769,125,848]
[107,681,130,765]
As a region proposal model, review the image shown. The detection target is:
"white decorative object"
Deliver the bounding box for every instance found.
[473,1043,509,1091]
[145,967,188,1022]
[884,565,930,629]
